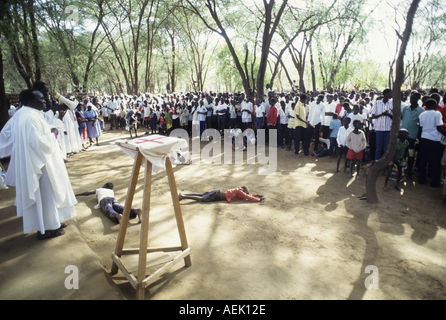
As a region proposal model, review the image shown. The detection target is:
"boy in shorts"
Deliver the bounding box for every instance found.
[346,119,367,179]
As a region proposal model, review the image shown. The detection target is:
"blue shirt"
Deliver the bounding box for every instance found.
[329,119,342,138]
[401,105,424,139]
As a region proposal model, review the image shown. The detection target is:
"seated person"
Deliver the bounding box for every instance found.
[384,129,409,192]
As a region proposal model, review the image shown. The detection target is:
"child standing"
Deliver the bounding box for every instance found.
[335,117,352,173]
[346,119,366,179]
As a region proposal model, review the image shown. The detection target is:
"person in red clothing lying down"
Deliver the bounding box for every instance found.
[178,186,264,203]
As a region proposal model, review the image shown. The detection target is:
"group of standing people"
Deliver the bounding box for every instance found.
[101,87,445,191]
[81,88,446,192]
[2,82,446,241]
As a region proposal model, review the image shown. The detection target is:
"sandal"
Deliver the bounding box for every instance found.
[60,223,67,229]
[37,229,66,240]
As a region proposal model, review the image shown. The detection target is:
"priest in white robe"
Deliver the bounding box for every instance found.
[12,90,77,239]
[62,107,82,154]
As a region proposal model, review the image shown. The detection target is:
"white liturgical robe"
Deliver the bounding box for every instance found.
[12,107,77,234]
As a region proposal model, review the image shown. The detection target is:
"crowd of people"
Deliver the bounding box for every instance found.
[2,81,446,239]
[7,84,446,189]
[66,87,446,190]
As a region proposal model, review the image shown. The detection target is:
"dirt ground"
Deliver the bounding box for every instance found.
[1,127,446,300]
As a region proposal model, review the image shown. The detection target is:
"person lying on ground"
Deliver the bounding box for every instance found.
[178,186,264,203]
[76,182,142,224]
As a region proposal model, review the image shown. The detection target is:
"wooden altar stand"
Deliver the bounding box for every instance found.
[111,137,191,300]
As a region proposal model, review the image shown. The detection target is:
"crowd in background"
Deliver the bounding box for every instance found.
[6,85,446,191]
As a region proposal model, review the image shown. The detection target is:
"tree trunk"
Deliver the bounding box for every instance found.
[0,31,9,131]
[366,0,420,203]
[256,0,288,100]
[309,42,317,92]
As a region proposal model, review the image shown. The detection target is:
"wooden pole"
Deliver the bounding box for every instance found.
[137,160,153,300]
[165,157,191,267]
[111,151,144,274]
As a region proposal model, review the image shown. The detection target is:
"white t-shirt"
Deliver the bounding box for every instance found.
[419,110,444,142]
[197,105,207,121]
[337,126,353,147]
[102,102,109,117]
[241,101,253,122]
[255,104,265,118]
[323,102,336,126]
[229,105,237,119]
[308,102,325,126]
[107,100,117,111]
[278,108,287,124]
[348,113,364,129]
[94,188,115,209]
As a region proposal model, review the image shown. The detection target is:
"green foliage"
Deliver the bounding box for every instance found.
[1,0,445,95]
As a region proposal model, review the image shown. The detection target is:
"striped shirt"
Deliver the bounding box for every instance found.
[370,99,393,131]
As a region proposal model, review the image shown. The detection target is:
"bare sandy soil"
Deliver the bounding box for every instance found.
[1,127,446,300]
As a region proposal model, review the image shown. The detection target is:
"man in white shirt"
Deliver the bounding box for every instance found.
[76,182,141,224]
[241,98,253,130]
[307,94,325,152]
[102,99,109,122]
[107,96,118,130]
[278,100,288,148]
[255,98,265,131]
[216,100,227,134]
[323,94,336,139]
[418,99,446,187]
[229,100,237,129]
[197,100,207,136]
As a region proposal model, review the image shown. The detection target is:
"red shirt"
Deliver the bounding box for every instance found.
[336,103,342,116]
[223,187,260,203]
[267,105,278,126]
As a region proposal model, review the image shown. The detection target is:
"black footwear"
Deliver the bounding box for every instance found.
[37,229,66,240]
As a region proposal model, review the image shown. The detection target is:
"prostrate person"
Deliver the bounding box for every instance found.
[11,89,77,239]
[76,182,142,224]
[178,186,264,203]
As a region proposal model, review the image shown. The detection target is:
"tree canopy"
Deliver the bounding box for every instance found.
[1,0,444,98]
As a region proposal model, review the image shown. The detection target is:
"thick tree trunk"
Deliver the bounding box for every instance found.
[0,32,9,131]
[366,0,420,203]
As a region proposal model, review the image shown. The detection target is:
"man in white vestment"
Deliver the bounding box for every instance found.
[62,107,82,154]
[12,90,77,239]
